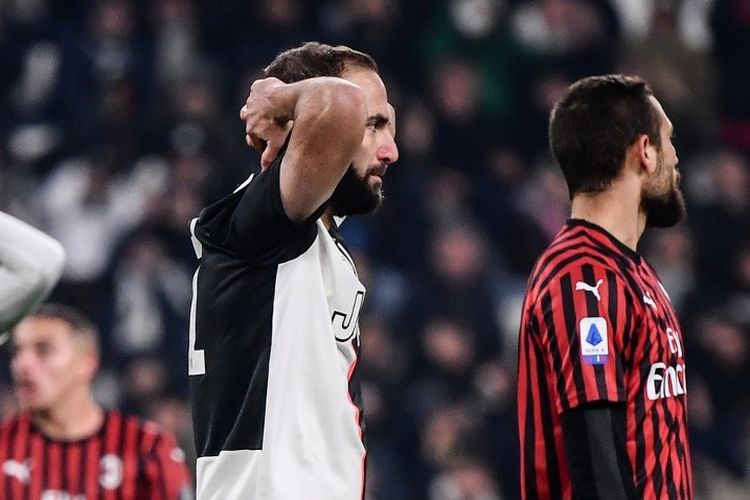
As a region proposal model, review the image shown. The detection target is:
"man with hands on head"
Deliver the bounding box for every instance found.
[188,42,398,500]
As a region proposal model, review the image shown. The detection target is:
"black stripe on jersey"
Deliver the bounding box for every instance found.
[606,270,627,402]
[535,342,562,498]
[560,273,587,405]
[60,442,69,493]
[665,443,677,499]
[539,294,569,410]
[522,340,539,500]
[582,264,609,401]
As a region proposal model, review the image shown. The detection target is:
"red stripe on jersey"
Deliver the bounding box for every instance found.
[121,416,140,500]
[28,431,44,499]
[47,440,63,491]
[85,428,102,500]
[137,424,159,500]
[66,438,83,494]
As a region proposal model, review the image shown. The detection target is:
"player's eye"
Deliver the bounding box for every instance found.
[35,343,52,356]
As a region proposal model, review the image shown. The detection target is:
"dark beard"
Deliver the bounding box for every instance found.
[328,164,383,216]
[642,155,687,228]
[642,185,686,228]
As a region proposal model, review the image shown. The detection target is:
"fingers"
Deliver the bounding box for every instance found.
[261,140,282,170]
[246,133,265,153]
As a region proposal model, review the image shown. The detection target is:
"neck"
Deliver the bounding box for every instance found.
[570,178,647,251]
[321,207,334,230]
[32,389,103,441]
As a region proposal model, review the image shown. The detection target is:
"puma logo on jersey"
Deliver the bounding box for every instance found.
[643,292,657,310]
[3,458,31,483]
[575,279,604,301]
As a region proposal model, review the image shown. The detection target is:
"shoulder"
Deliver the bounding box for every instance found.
[0,414,25,436]
[530,240,629,295]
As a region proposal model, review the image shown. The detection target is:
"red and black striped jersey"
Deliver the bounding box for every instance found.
[0,410,192,500]
[518,219,693,499]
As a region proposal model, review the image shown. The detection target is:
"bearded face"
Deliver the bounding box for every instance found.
[641,149,687,228]
[328,163,383,216]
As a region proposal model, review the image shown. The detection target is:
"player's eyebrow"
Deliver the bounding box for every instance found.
[366,113,390,128]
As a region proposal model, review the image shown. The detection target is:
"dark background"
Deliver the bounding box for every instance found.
[1,1,749,498]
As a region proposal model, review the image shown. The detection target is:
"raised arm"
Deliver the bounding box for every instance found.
[241,76,367,221]
[0,212,65,334]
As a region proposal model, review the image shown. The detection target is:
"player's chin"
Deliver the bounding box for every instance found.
[368,182,384,208]
[368,173,384,190]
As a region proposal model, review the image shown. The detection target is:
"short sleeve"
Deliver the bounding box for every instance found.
[538,261,634,413]
[194,151,323,264]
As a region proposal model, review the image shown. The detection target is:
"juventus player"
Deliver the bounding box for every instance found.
[1,305,192,499]
[188,43,398,499]
[0,212,65,339]
[518,75,693,499]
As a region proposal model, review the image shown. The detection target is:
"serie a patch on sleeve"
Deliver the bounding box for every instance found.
[579,317,608,365]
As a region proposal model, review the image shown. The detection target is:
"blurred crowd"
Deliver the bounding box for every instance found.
[0,0,749,498]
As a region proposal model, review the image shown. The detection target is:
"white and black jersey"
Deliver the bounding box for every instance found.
[188,152,367,500]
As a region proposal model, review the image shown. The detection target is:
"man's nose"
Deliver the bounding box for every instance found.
[377,137,399,164]
[11,351,32,377]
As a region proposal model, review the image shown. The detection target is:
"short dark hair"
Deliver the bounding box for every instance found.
[264,42,378,83]
[549,75,662,196]
[22,304,100,355]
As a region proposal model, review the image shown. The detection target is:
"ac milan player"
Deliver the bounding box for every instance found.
[518,75,692,499]
[1,304,192,499]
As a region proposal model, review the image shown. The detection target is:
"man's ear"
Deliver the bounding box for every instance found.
[76,348,99,383]
[636,134,658,175]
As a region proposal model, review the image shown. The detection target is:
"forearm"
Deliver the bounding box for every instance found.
[271,77,366,125]
[276,78,366,221]
[561,404,638,500]
[0,212,65,332]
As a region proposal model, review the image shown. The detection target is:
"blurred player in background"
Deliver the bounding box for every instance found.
[518,75,692,499]
[188,42,398,499]
[0,212,65,339]
[1,305,192,499]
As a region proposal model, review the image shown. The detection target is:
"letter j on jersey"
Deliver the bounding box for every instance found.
[579,317,609,365]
